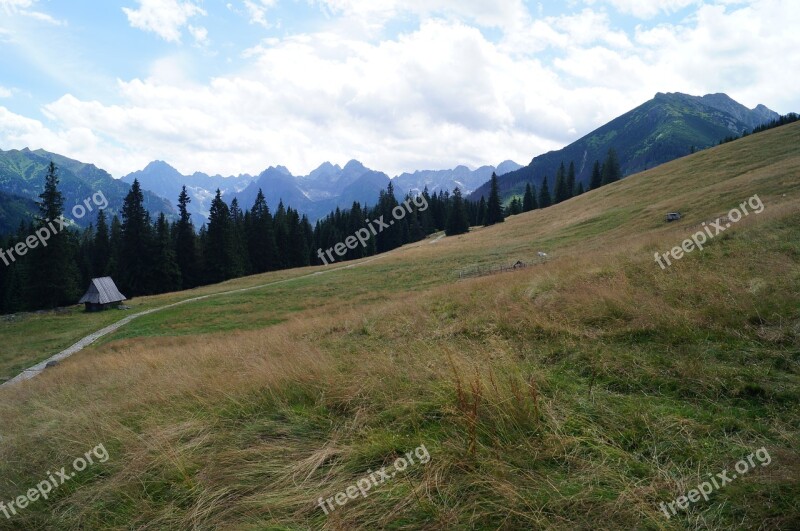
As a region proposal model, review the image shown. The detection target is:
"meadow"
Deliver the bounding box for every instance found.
[0,123,798,529]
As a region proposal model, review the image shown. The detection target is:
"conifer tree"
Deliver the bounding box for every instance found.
[445,187,470,236]
[522,182,536,212]
[31,162,79,307]
[93,208,110,277]
[484,173,505,226]
[477,196,487,226]
[205,189,234,283]
[152,212,182,292]
[567,161,576,199]
[229,198,247,276]
[273,200,289,269]
[248,189,278,273]
[538,175,552,208]
[286,207,309,267]
[601,148,622,185]
[120,178,153,296]
[554,162,569,203]
[590,160,603,190]
[108,215,123,281]
[175,186,198,289]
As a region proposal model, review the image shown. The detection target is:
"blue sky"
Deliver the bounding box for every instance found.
[0,0,797,178]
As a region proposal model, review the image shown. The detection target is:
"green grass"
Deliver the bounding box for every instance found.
[0,123,799,529]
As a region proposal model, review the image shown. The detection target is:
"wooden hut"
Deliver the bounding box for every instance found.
[78,277,127,312]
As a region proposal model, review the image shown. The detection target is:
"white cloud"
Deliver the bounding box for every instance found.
[0,0,33,10]
[0,86,12,98]
[1,0,798,181]
[243,0,276,27]
[0,0,65,25]
[0,105,148,174]
[315,0,530,31]
[122,0,206,43]
[586,0,701,19]
[23,10,65,25]
[187,25,209,45]
[501,9,632,54]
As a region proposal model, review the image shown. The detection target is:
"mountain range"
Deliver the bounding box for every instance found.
[0,92,784,234]
[469,92,780,201]
[120,159,522,225]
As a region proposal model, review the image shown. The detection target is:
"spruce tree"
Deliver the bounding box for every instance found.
[273,200,289,269]
[554,162,568,203]
[601,148,622,185]
[108,215,123,282]
[120,178,153,296]
[538,175,552,208]
[93,208,110,277]
[590,160,602,190]
[522,182,536,212]
[286,208,309,267]
[445,187,470,236]
[152,212,182,292]
[31,162,79,307]
[477,197,487,226]
[205,189,233,283]
[229,198,247,276]
[347,202,367,259]
[3,226,31,312]
[419,188,435,234]
[248,189,278,273]
[484,172,505,226]
[376,182,403,252]
[175,186,198,289]
[567,161,576,199]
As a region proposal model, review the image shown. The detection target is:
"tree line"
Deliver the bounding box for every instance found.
[0,149,623,314]
[719,112,800,145]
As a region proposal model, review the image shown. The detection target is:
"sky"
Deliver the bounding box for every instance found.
[0,0,798,179]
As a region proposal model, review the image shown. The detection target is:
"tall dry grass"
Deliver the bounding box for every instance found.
[0,123,799,529]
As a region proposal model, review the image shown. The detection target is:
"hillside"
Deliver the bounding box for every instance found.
[0,191,37,234]
[470,92,780,201]
[0,123,798,529]
[0,149,175,232]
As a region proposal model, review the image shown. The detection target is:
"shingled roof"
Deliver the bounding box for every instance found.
[78,277,127,305]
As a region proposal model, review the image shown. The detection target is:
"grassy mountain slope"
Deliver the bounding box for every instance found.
[1,123,799,529]
[470,92,780,201]
[0,191,37,234]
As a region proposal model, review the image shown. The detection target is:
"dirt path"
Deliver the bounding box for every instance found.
[1,258,381,388]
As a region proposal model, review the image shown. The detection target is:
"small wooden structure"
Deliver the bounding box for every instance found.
[665,212,682,222]
[79,277,127,312]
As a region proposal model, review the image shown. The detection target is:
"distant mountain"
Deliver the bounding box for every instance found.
[0,148,175,234]
[123,155,521,225]
[121,161,256,225]
[122,155,521,225]
[469,92,780,201]
[394,160,522,196]
[234,165,314,216]
[233,160,403,221]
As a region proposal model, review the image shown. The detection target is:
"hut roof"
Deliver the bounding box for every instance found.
[78,277,127,305]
